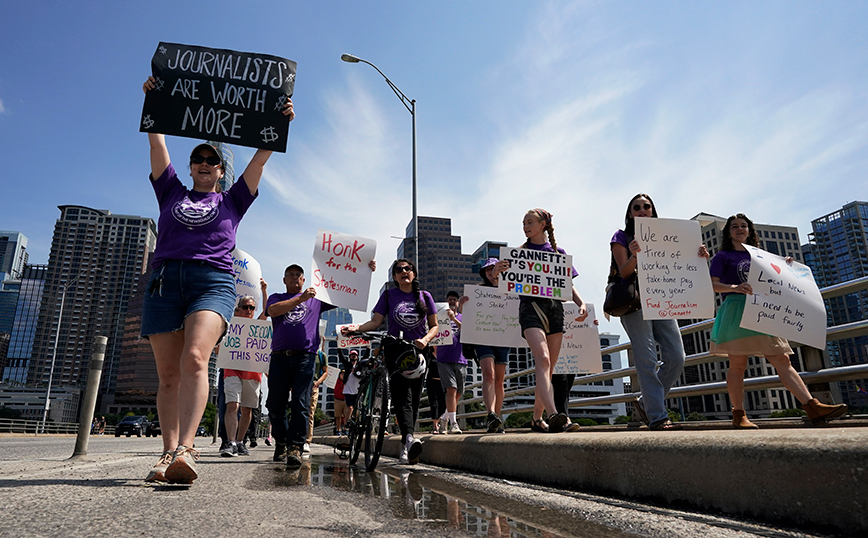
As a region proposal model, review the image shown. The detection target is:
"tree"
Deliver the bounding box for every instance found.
[504,411,533,429]
[685,411,707,421]
[201,402,218,433]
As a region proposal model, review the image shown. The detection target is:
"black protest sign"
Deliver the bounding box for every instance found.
[140,42,296,153]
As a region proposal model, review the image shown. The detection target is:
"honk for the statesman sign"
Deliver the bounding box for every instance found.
[141,42,297,152]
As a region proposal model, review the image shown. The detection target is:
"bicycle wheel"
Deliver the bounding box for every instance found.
[364,368,390,471]
[347,407,365,465]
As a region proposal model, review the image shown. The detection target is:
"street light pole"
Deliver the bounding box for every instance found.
[40,274,80,434]
[341,53,419,273]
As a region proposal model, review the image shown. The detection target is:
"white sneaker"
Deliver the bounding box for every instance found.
[449,423,462,435]
[405,435,423,465]
[302,442,311,453]
[399,446,409,464]
[438,420,447,434]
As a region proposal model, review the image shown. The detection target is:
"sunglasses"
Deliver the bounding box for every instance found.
[394,265,414,273]
[190,154,221,166]
[632,203,652,211]
[237,305,255,311]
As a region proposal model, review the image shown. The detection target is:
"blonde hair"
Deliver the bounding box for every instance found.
[521,208,558,252]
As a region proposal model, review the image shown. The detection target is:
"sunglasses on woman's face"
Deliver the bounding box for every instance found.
[237,304,255,311]
[394,265,413,273]
[632,203,652,211]
[190,154,221,166]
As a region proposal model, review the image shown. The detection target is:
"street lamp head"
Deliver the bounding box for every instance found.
[341,53,361,63]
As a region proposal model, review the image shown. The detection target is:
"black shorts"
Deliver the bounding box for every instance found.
[519,298,564,336]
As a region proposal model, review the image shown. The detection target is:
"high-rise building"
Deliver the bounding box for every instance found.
[398,216,479,302]
[1,265,47,384]
[804,201,868,409]
[27,206,156,412]
[209,141,236,192]
[0,231,28,282]
[679,213,809,419]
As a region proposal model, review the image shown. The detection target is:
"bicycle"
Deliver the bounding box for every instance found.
[345,331,418,471]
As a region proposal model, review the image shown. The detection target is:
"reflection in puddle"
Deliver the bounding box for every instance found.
[271,455,630,538]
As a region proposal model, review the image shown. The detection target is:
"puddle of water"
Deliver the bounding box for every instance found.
[268,453,633,538]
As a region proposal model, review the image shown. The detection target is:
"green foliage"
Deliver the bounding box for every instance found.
[685,412,707,421]
[576,418,598,426]
[769,408,807,418]
[667,409,682,422]
[313,406,328,426]
[201,402,218,432]
[0,405,22,419]
[614,415,631,424]
[504,411,533,428]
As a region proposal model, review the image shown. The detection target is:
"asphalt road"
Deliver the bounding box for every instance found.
[0,435,840,538]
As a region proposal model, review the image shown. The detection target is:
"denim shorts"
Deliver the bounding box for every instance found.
[141,260,236,338]
[474,345,510,365]
[519,298,564,335]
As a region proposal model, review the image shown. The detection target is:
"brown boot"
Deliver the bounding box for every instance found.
[732,409,759,429]
[803,398,848,427]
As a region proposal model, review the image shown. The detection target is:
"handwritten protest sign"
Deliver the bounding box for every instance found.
[460,285,525,348]
[217,317,272,373]
[554,304,603,375]
[336,324,370,349]
[741,247,827,349]
[634,218,714,320]
[230,248,263,305]
[431,303,456,347]
[141,42,296,152]
[311,230,376,312]
[323,364,340,390]
[498,247,573,301]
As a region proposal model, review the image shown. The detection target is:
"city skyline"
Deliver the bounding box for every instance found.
[1,2,867,338]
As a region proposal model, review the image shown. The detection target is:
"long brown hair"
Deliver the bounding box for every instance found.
[520,208,558,252]
[390,258,428,315]
[721,213,759,251]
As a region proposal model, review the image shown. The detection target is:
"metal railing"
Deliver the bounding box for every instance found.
[426,275,868,424]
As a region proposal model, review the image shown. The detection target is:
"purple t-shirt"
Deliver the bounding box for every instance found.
[610,230,633,283]
[268,292,335,353]
[150,163,257,272]
[519,241,577,302]
[710,249,752,299]
[373,287,437,341]
[436,313,466,364]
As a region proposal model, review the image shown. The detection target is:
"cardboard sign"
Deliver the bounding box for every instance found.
[497,247,573,301]
[230,248,263,306]
[141,42,296,152]
[431,303,455,347]
[217,317,273,373]
[311,229,376,312]
[634,218,715,319]
[741,247,827,349]
[460,285,526,348]
[336,324,371,349]
[553,304,603,375]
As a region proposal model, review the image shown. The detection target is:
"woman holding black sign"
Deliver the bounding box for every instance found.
[611,194,708,431]
[514,209,588,433]
[140,76,293,484]
[709,213,847,428]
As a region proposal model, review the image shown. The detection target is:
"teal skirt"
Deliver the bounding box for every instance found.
[710,294,792,356]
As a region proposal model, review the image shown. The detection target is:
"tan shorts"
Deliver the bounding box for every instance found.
[333,399,347,421]
[224,376,261,408]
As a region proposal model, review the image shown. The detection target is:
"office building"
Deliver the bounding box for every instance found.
[27,206,156,413]
[398,217,478,301]
[1,265,47,384]
[804,201,868,409]
[0,231,28,282]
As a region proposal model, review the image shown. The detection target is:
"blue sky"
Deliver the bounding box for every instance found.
[1,1,866,336]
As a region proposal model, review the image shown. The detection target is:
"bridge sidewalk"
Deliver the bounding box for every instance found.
[316,420,868,534]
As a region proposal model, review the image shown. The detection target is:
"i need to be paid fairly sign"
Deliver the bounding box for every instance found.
[498,246,573,301]
[140,42,297,152]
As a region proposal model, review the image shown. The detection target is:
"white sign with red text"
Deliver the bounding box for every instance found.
[217,317,272,374]
[336,323,371,349]
[634,218,714,320]
[311,229,377,312]
[498,247,573,302]
[741,246,826,349]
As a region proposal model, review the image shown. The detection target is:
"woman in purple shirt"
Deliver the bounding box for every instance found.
[140,76,293,484]
[709,213,847,428]
[345,259,439,464]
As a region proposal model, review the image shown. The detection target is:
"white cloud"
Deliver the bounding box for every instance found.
[0,98,5,114]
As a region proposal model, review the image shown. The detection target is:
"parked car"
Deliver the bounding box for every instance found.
[115,416,150,437]
[146,419,160,437]
[196,425,208,437]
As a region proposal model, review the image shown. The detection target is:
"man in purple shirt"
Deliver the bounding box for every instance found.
[265,264,334,469]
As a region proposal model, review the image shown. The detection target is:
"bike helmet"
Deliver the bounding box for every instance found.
[394,346,427,379]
